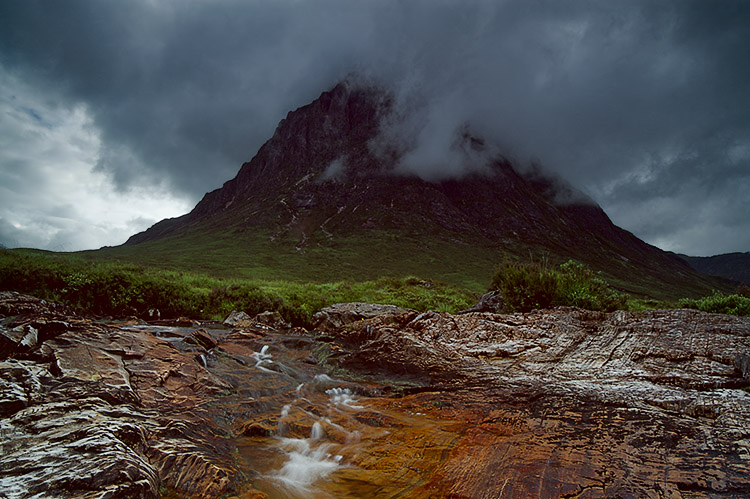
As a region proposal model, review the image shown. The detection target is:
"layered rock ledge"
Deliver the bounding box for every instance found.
[0,292,238,498]
[331,307,750,497]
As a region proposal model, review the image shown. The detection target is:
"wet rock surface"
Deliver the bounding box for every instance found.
[0,292,238,498]
[2,291,750,498]
[332,307,750,497]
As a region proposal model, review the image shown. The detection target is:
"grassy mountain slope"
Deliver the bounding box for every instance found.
[83,188,727,301]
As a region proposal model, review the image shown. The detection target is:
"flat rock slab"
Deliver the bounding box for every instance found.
[313,302,413,331]
[4,291,750,498]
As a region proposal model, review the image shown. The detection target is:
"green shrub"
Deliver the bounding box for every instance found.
[555,260,627,312]
[678,291,750,316]
[491,259,626,312]
[0,251,202,317]
[491,260,557,312]
[624,297,668,313]
[206,284,280,319]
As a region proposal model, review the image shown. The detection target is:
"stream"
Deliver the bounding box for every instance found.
[120,323,459,498]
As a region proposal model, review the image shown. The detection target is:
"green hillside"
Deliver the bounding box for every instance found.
[83,214,729,301]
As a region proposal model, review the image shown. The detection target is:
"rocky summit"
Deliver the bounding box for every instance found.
[2,290,749,498]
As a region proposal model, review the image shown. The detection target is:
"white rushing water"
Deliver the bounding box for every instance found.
[326,387,364,409]
[252,345,274,372]
[274,437,342,492]
[267,371,366,495]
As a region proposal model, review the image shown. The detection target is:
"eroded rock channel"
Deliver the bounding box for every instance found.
[1,292,750,498]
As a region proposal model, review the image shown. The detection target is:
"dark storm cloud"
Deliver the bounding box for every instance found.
[0,0,748,254]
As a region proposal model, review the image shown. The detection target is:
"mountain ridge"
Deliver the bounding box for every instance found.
[126,81,385,245]
[677,252,750,286]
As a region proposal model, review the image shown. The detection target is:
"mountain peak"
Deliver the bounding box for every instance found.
[121,82,725,299]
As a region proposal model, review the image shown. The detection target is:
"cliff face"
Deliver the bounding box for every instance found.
[2,292,749,497]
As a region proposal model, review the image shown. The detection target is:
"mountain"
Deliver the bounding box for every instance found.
[106,81,726,298]
[678,252,750,286]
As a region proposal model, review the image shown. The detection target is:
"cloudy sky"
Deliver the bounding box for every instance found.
[1,0,748,255]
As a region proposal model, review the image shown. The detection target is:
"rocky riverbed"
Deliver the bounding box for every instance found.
[1,292,749,498]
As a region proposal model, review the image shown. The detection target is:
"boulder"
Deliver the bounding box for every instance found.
[0,325,36,359]
[735,352,750,378]
[313,302,413,331]
[184,328,219,350]
[224,310,253,328]
[457,290,505,314]
[174,316,198,327]
[253,310,291,329]
[1,319,69,360]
